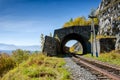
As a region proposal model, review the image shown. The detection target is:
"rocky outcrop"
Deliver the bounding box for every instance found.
[97,0,120,50]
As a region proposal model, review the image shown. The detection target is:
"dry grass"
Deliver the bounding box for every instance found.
[96,35,116,39]
[0,53,15,77]
[84,50,120,66]
[1,53,70,80]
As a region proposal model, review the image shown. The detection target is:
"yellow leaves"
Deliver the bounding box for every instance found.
[63,17,99,28]
[96,35,116,39]
[69,46,75,53]
[93,18,99,25]
[63,22,73,28]
[118,17,120,20]
[55,34,60,41]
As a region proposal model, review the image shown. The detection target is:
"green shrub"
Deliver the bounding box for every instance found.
[12,49,30,64]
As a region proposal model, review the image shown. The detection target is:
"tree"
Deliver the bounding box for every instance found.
[73,17,81,26]
[69,46,75,53]
[86,18,92,26]
[63,18,74,28]
[63,22,71,28]
[40,34,45,50]
[69,18,73,22]
[73,17,86,26]
[93,18,99,25]
[12,49,30,64]
[63,16,98,28]
[50,32,52,37]
[55,34,60,41]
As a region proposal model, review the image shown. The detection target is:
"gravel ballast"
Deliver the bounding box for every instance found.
[64,57,97,80]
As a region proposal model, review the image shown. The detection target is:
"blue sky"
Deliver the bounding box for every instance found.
[0,0,101,46]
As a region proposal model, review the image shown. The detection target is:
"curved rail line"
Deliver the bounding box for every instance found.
[71,54,120,80]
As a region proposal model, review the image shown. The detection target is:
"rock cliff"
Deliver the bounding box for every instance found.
[97,0,120,50]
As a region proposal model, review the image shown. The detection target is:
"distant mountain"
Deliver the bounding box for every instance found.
[0,43,40,51]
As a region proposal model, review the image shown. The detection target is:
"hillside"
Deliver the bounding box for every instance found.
[0,53,70,80]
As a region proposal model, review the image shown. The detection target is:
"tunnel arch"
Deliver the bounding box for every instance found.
[60,33,87,54]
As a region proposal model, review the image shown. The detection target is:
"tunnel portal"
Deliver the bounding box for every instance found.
[43,26,98,56]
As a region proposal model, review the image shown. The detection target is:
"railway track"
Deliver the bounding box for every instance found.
[70,54,120,80]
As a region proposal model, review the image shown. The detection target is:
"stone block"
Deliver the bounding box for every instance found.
[43,36,60,56]
[97,38,116,53]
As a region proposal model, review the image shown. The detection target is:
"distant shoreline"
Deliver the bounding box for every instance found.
[0,50,40,55]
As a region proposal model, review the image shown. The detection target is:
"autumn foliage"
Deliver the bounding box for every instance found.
[63,17,98,28]
[0,53,15,77]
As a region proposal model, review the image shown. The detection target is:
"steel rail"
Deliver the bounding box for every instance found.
[76,55,120,71]
[72,56,120,80]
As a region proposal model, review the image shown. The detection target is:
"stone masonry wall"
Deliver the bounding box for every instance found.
[54,26,98,42]
[43,36,59,56]
[98,38,116,53]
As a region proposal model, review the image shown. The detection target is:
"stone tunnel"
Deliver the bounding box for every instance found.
[43,26,97,56]
[42,26,116,56]
[53,26,94,55]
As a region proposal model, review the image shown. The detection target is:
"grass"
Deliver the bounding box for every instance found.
[96,35,116,39]
[1,53,70,80]
[0,53,15,77]
[84,50,120,66]
[75,51,83,55]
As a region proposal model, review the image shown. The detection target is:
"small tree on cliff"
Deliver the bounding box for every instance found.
[50,32,52,37]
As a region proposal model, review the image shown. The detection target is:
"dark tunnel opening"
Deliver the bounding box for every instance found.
[60,33,87,55]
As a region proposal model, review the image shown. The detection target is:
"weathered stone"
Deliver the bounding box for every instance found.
[43,36,60,56]
[43,26,99,55]
[115,33,120,50]
[97,38,116,53]
[54,26,97,41]
[97,0,120,50]
[43,24,117,56]
[54,26,99,54]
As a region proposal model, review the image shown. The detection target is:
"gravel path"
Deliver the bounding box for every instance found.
[64,57,97,80]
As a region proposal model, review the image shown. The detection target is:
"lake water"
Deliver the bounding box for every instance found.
[0,50,12,54]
